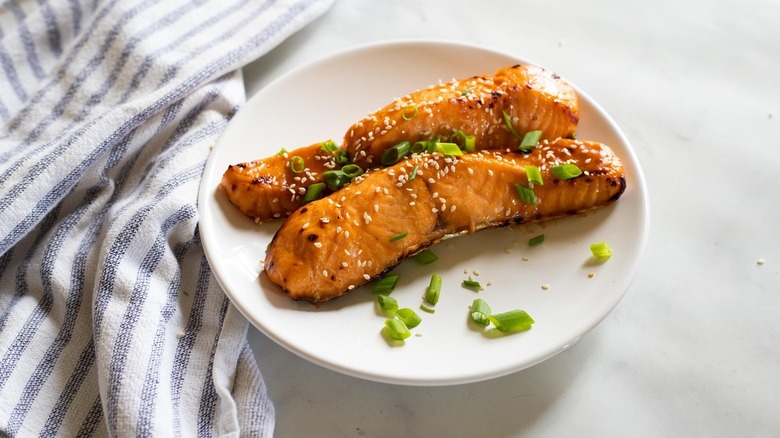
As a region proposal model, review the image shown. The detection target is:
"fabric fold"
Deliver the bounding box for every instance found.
[0,0,335,436]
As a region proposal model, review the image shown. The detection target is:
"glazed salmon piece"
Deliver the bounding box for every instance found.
[264,138,625,303]
[220,142,343,221]
[346,64,579,169]
[221,64,579,221]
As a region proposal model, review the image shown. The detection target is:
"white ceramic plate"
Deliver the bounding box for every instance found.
[199,41,649,386]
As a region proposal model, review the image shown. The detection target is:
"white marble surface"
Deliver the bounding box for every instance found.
[241,0,780,436]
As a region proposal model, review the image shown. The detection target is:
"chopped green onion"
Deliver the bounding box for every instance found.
[377,294,399,314]
[389,232,408,242]
[461,86,474,96]
[395,308,421,329]
[409,166,418,181]
[411,141,427,154]
[302,182,325,204]
[590,242,613,259]
[435,142,463,156]
[419,304,435,314]
[381,141,411,166]
[341,164,363,179]
[402,104,418,120]
[425,273,442,305]
[322,170,351,189]
[488,310,535,332]
[519,130,542,151]
[502,110,524,142]
[514,183,537,205]
[528,234,545,246]
[288,155,304,173]
[335,150,349,164]
[470,299,491,326]
[462,280,483,291]
[276,147,288,156]
[525,165,543,186]
[384,318,410,340]
[373,274,400,294]
[551,163,582,180]
[320,140,339,153]
[449,130,476,153]
[413,249,439,265]
[463,135,476,152]
[426,136,441,154]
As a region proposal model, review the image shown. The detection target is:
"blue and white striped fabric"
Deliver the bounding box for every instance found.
[0,0,333,435]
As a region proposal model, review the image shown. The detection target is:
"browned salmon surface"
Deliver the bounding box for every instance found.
[346,64,579,168]
[221,64,578,221]
[221,142,342,221]
[264,138,625,303]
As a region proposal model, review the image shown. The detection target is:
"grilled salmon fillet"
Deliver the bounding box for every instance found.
[264,138,625,303]
[221,64,578,221]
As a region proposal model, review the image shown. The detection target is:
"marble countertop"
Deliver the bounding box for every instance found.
[242,0,780,436]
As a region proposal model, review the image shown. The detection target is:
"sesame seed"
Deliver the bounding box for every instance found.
[348,285,355,290]
[345,231,350,238]
[541,284,550,290]
[522,256,529,261]
[363,274,371,280]
[428,178,436,184]
[588,272,595,278]
[302,222,309,229]
[320,218,330,223]
[757,258,765,265]
[473,270,480,276]
[314,242,322,248]
[487,280,494,286]
[322,270,328,277]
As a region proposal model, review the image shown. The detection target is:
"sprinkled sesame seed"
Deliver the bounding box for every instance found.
[757,258,765,265]
[541,284,550,290]
[428,178,436,184]
[302,222,309,229]
[363,274,371,280]
[345,231,350,238]
[522,256,529,261]
[473,270,480,276]
[504,248,512,254]
[348,285,355,290]
[487,280,494,286]
[314,242,322,248]
[341,262,348,268]
[320,218,330,223]
[322,270,328,277]
[588,272,595,278]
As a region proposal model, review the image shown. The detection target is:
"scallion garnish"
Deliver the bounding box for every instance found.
[426,136,441,154]
[419,304,435,314]
[402,104,418,120]
[528,234,545,246]
[590,242,613,259]
[395,308,421,329]
[409,166,418,181]
[381,141,411,166]
[449,130,476,153]
[470,299,491,326]
[373,274,400,294]
[411,141,427,154]
[288,155,304,173]
[389,232,408,242]
[341,164,363,179]
[302,182,325,204]
[435,142,463,156]
[525,165,543,186]
[320,140,339,153]
[514,183,537,205]
[384,318,410,340]
[335,150,349,164]
[462,280,483,291]
[461,86,474,96]
[502,110,523,142]
[519,130,542,151]
[550,163,582,180]
[322,170,351,189]
[425,273,442,305]
[276,147,288,156]
[488,310,534,332]
[413,249,439,265]
[377,294,399,314]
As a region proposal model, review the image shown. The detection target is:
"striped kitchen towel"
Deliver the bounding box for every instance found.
[0,0,334,436]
